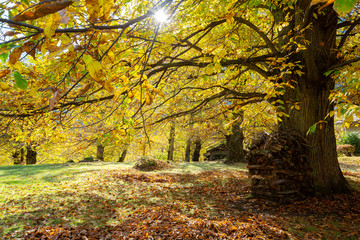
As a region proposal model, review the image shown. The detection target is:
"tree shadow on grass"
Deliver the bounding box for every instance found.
[1,190,120,238]
[2,168,360,239]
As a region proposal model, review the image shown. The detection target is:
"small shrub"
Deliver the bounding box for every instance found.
[338,132,360,154]
[337,144,355,156]
[79,156,95,162]
[133,157,170,171]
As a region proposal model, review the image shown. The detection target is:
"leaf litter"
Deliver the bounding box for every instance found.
[0,161,359,239]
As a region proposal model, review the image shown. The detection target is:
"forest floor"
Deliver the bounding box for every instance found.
[0,158,359,239]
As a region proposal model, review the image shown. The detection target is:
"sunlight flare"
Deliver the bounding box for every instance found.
[154,9,169,23]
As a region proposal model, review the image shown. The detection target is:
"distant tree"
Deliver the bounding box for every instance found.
[192,137,202,162]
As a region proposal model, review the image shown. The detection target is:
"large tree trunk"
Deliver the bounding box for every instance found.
[279,2,350,195]
[97,144,104,161]
[282,85,350,195]
[118,149,127,162]
[26,145,37,165]
[192,138,202,162]
[167,122,175,161]
[185,137,192,162]
[225,112,245,163]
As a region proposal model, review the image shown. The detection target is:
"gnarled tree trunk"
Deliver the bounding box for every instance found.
[225,112,245,163]
[13,147,25,165]
[26,145,37,165]
[279,2,350,195]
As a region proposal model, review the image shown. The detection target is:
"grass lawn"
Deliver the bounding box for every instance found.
[0,159,359,239]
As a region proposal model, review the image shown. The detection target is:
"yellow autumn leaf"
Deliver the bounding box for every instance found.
[206,66,214,75]
[355,111,360,119]
[121,76,129,85]
[29,87,37,97]
[83,55,103,79]
[0,70,11,78]
[128,91,133,100]
[103,81,114,93]
[12,0,73,21]
[99,0,113,21]
[113,90,122,102]
[107,50,115,63]
[143,84,153,89]
[133,89,141,101]
[0,82,10,90]
[163,35,176,45]
[59,34,72,45]
[145,92,153,105]
[86,0,100,21]
[344,114,354,124]
[153,88,165,97]
[310,0,328,6]
[9,48,22,65]
[225,12,235,24]
[44,13,60,38]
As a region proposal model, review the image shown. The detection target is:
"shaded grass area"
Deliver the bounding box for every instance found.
[0,159,359,239]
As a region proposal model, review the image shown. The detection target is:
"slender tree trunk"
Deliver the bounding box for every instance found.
[118,149,127,162]
[225,112,245,163]
[192,138,202,162]
[279,2,350,195]
[25,145,37,165]
[13,147,25,165]
[185,137,192,162]
[97,144,104,161]
[167,122,175,161]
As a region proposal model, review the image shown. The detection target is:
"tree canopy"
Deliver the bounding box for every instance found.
[1,0,360,196]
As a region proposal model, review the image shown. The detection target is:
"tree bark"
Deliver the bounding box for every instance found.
[279,2,350,195]
[192,138,201,162]
[97,144,104,161]
[225,112,245,163]
[118,149,127,162]
[185,137,192,162]
[13,147,25,165]
[25,145,37,165]
[167,122,175,161]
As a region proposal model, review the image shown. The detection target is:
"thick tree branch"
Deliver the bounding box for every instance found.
[234,16,279,54]
[146,89,265,126]
[338,18,360,49]
[328,56,360,70]
[148,53,277,78]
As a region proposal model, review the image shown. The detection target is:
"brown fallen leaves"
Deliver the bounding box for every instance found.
[8,167,360,239]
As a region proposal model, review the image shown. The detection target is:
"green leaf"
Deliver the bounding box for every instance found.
[306,124,317,135]
[334,0,357,15]
[0,52,9,63]
[340,107,347,115]
[21,0,29,6]
[324,70,334,77]
[14,71,28,90]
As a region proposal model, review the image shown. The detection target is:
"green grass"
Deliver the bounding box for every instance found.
[0,160,359,239]
[0,161,247,238]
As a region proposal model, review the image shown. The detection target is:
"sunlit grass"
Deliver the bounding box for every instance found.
[0,160,358,239]
[0,161,246,238]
